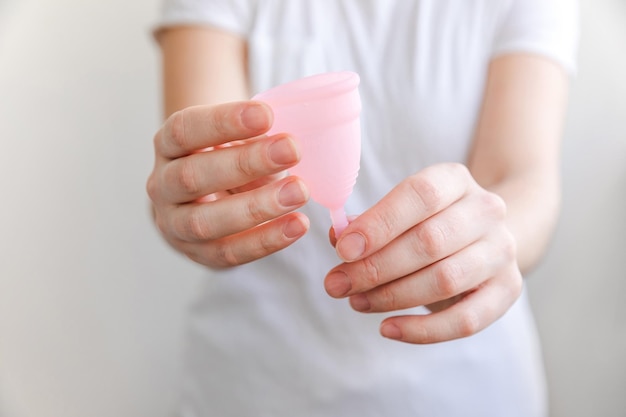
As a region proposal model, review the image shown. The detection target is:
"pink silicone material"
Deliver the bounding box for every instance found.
[253,71,362,237]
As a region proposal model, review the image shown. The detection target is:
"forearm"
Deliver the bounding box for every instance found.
[158,26,249,118]
[486,169,561,274]
[468,54,569,274]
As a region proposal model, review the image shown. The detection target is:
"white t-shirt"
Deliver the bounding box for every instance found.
[156,1,578,416]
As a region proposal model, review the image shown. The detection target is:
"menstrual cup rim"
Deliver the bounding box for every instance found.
[252,71,360,106]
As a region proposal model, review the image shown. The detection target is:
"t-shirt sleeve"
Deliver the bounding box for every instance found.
[153,0,254,39]
[492,0,580,75]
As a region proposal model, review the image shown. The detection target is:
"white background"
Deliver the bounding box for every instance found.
[0,0,624,416]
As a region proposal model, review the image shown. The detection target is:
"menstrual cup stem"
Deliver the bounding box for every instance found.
[330,207,349,238]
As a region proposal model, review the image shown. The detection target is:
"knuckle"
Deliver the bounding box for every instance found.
[483,191,507,218]
[360,209,397,249]
[235,145,257,178]
[152,129,163,154]
[416,222,447,259]
[183,210,214,241]
[154,212,169,237]
[448,162,471,178]
[257,228,282,257]
[361,256,383,288]
[184,249,205,266]
[377,210,399,241]
[146,174,160,202]
[407,172,444,212]
[446,162,474,190]
[244,197,269,224]
[377,285,398,311]
[434,261,463,297]
[501,231,518,261]
[491,226,518,266]
[213,241,239,267]
[209,104,235,138]
[457,309,481,338]
[167,110,189,151]
[177,159,200,195]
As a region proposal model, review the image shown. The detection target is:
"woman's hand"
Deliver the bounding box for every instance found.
[324,163,523,344]
[147,101,310,269]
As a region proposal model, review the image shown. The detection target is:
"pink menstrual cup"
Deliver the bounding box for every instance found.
[253,71,362,236]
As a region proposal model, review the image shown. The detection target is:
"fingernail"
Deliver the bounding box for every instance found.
[269,136,299,165]
[283,217,307,239]
[380,323,402,340]
[241,103,270,131]
[278,180,307,207]
[325,271,352,297]
[337,233,366,261]
[349,294,371,312]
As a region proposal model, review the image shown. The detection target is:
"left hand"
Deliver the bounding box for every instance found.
[324,163,523,344]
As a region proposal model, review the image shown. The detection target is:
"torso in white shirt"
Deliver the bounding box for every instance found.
[156,1,578,416]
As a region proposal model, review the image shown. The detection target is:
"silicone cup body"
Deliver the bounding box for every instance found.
[252,71,362,236]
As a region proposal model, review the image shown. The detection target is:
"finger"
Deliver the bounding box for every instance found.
[324,191,505,297]
[347,235,514,312]
[335,163,473,262]
[378,270,523,344]
[159,134,300,203]
[182,212,310,268]
[165,176,309,243]
[328,215,360,247]
[229,171,288,194]
[155,101,273,160]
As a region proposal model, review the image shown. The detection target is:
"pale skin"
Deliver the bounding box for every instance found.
[148,26,569,344]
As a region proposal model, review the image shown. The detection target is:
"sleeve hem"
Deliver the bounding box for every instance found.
[491,43,578,77]
[153,19,247,44]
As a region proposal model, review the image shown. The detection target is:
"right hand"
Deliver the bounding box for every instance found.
[147,101,310,268]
